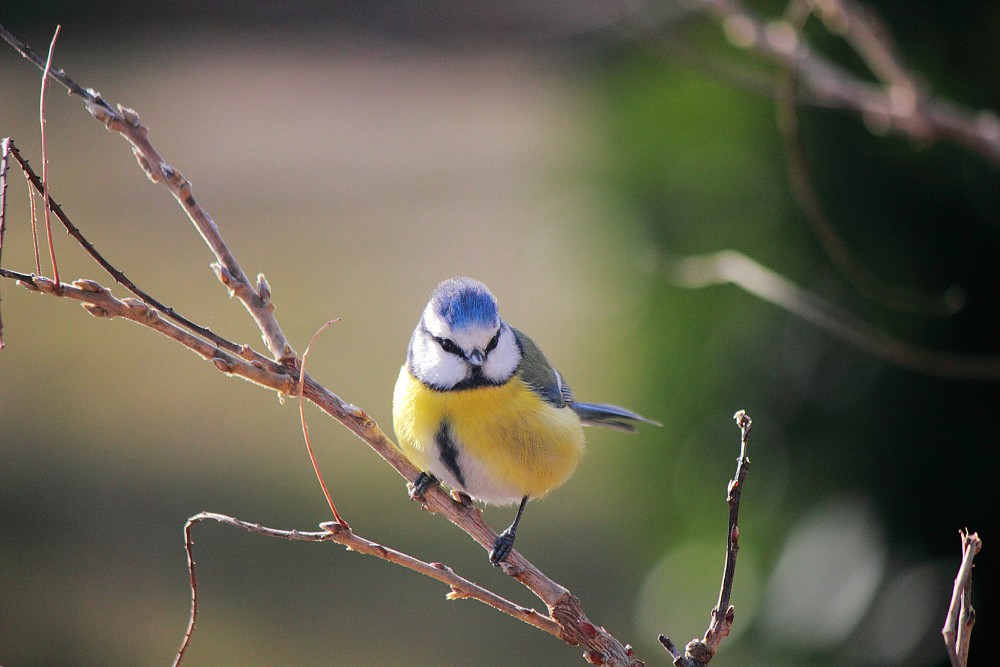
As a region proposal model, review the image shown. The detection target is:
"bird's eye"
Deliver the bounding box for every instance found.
[437,337,461,355]
[486,331,500,352]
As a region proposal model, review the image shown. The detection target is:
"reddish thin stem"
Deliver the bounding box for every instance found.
[297,319,348,528]
[39,24,61,286]
[25,163,41,274]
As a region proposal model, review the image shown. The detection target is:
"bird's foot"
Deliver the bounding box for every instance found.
[450,489,474,508]
[408,471,438,501]
[489,529,516,566]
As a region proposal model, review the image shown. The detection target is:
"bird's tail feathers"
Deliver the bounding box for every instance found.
[569,402,661,432]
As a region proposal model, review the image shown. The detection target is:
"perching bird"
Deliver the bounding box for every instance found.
[392,277,659,565]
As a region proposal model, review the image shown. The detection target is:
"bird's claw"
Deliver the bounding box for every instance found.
[408,471,438,501]
[489,529,516,566]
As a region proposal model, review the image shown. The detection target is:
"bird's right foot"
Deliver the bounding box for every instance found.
[408,471,438,501]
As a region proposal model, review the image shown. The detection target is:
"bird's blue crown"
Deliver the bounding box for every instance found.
[430,277,499,331]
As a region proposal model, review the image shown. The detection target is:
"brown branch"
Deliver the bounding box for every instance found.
[0,270,297,394]
[86,102,297,362]
[942,529,981,667]
[2,270,637,664]
[0,24,296,362]
[663,249,1000,380]
[173,512,563,667]
[692,0,1000,164]
[659,410,752,667]
[0,25,643,666]
[4,138,248,357]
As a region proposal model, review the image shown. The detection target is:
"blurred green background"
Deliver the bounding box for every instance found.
[1,2,997,666]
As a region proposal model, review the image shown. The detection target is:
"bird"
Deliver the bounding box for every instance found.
[392,277,659,566]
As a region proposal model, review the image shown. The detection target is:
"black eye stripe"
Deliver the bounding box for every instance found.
[485,331,500,352]
[435,336,461,355]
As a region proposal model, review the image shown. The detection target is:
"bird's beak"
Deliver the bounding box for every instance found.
[467,349,485,367]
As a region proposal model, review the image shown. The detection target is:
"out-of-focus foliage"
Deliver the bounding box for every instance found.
[1,2,997,666]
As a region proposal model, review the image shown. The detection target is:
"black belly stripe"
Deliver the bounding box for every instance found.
[435,420,465,488]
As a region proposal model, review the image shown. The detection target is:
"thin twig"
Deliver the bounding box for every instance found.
[704,410,751,652]
[777,1,964,318]
[0,23,116,116]
[89,102,296,363]
[942,529,981,667]
[660,411,752,667]
[172,512,563,667]
[0,24,643,665]
[0,137,9,349]
[663,249,1000,380]
[297,318,349,527]
[25,166,41,274]
[0,270,297,394]
[0,23,296,362]
[5,139,248,357]
[39,25,61,287]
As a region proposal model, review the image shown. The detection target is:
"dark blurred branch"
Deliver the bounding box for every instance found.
[659,410,752,667]
[663,250,1000,380]
[776,0,965,318]
[942,530,981,667]
[690,0,1000,165]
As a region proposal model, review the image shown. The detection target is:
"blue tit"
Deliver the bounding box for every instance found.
[393,277,659,565]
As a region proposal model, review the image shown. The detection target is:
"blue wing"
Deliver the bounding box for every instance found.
[512,327,660,431]
[568,402,662,432]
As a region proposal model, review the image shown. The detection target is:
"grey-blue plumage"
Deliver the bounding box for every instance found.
[569,401,661,432]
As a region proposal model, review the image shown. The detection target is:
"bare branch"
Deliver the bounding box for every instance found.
[173,512,564,667]
[0,25,644,665]
[776,1,964,318]
[812,0,922,94]
[942,529,981,667]
[0,137,8,349]
[4,139,248,356]
[87,103,297,362]
[0,24,296,362]
[0,270,297,394]
[660,411,752,667]
[692,0,1000,164]
[0,23,116,116]
[664,250,1000,380]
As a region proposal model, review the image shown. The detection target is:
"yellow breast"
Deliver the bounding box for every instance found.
[392,366,585,504]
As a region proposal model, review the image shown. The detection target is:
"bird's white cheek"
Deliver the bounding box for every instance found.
[412,335,468,387]
[483,330,519,383]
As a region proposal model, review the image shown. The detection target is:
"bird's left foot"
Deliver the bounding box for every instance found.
[408,471,438,501]
[489,529,516,566]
